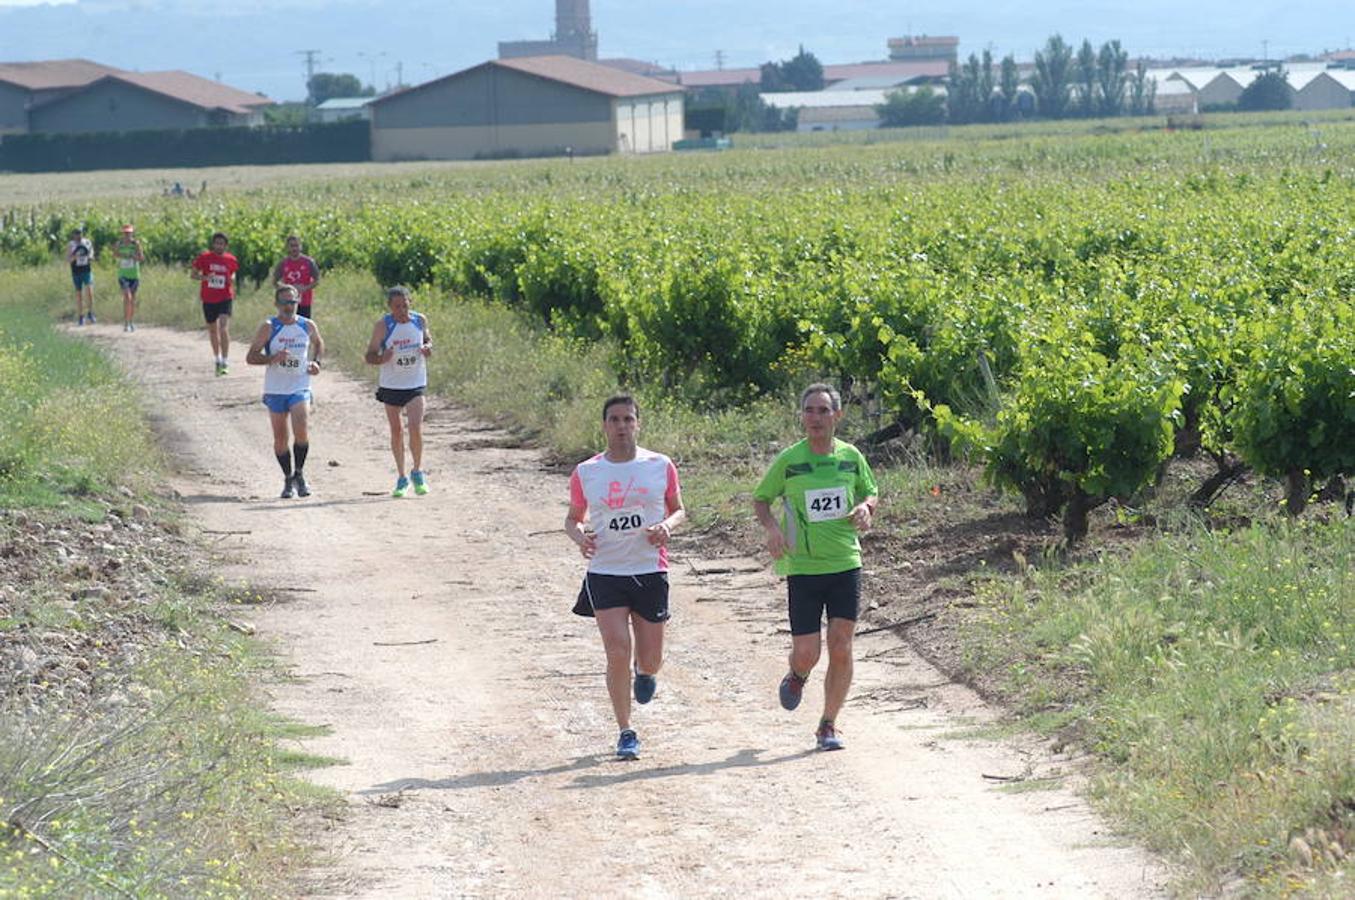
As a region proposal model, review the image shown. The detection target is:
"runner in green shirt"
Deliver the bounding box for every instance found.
[753,383,878,751]
[115,224,144,332]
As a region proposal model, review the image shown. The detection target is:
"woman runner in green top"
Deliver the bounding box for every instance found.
[115,224,145,332]
[753,383,878,751]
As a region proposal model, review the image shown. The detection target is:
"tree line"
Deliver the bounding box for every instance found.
[881,35,1160,128]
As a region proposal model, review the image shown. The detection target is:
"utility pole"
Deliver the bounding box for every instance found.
[395,61,404,88]
[297,49,322,102]
[715,49,725,71]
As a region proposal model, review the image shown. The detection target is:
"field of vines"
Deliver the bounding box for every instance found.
[4,120,1354,536]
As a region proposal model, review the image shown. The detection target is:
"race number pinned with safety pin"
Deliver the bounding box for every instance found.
[207,274,227,290]
[804,486,848,522]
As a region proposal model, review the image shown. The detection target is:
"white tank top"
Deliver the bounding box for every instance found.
[569,448,680,575]
[262,317,312,395]
[378,313,428,390]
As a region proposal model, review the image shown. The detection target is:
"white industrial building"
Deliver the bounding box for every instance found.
[762,89,892,132]
[312,97,373,123]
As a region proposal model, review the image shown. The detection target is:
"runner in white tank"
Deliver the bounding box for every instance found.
[364,285,434,497]
[246,286,325,499]
[565,394,685,760]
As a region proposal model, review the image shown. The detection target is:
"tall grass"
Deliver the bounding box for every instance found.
[0,297,159,507]
[967,518,1355,893]
[0,285,335,895]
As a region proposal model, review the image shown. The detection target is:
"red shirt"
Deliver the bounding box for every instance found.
[277,255,319,305]
[193,251,239,304]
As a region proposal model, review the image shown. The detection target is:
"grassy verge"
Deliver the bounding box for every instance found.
[960,515,1355,896]
[0,298,336,896]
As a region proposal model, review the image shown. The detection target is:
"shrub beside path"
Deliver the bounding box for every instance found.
[91,323,1168,898]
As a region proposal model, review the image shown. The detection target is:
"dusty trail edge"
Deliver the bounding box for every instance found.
[93,323,1169,899]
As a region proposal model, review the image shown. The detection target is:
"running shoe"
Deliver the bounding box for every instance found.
[87,312,96,324]
[77,315,85,326]
[779,670,807,711]
[616,729,640,760]
[214,362,226,377]
[816,720,844,751]
[633,669,657,705]
[293,472,310,497]
[392,476,410,498]
[280,476,294,499]
[219,362,228,375]
[411,470,429,495]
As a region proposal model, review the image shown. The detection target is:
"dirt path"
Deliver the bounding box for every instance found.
[93,323,1167,898]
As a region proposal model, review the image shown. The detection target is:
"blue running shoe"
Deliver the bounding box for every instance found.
[779,670,807,711]
[616,729,640,760]
[411,469,429,495]
[392,476,410,498]
[633,669,657,705]
[816,720,844,751]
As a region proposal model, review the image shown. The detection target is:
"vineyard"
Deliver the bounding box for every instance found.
[4,121,1355,536]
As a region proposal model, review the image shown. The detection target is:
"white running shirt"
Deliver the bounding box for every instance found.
[377,313,428,390]
[262,317,312,395]
[569,447,680,575]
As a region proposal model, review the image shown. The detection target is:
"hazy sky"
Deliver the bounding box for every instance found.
[1,0,1350,101]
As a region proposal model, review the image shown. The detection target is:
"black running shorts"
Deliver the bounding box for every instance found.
[786,568,860,636]
[573,572,670,623]
[376,386,426,407]
[202,301,232,323]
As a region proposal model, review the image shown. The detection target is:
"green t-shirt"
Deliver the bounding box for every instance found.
[115,240,140,279]
[753,438,878,576]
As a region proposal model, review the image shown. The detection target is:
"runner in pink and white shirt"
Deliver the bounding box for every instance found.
[565,394,685,761]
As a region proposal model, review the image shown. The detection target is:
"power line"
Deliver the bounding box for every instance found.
[296,49,322,101]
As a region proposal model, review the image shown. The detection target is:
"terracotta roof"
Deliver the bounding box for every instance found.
[825,60,950,82]
[493,56,681,97]
[674,60,950,90]
[376,55,682,105]
[100,71,272,113]
[673,67,760,88]
[888,36,960,48]
[598,58,676,78]
[0,58,120,90]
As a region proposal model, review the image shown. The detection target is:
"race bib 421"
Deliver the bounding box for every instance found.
[804,486,848,522]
